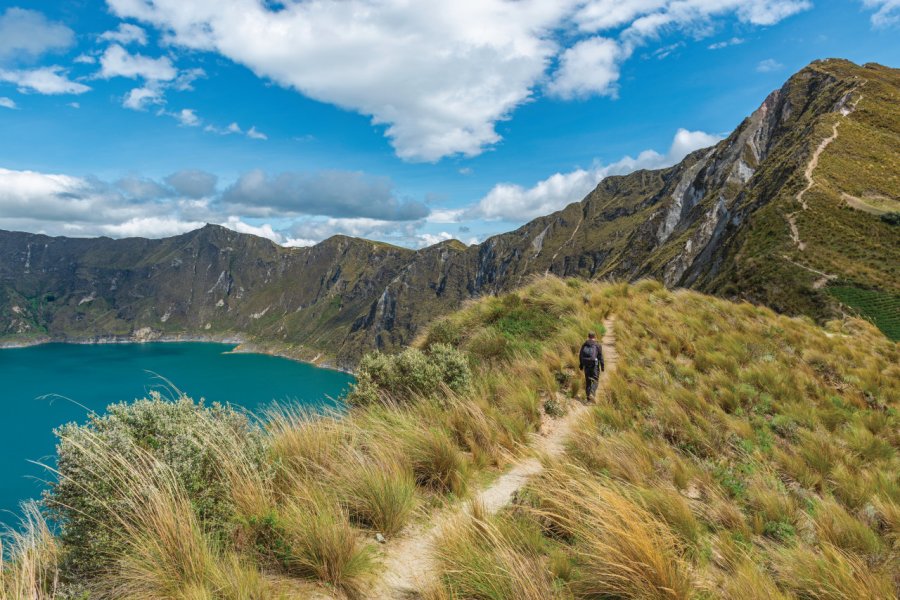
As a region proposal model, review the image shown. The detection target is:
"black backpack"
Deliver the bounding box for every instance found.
[579,342,598,369]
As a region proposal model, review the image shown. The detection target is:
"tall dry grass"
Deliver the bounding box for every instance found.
[531,468,694,600]
[7,276,898,599]
[0,503,60,600]
[420,277,898,599]
[50,429,274,600]
[431,502,561,600]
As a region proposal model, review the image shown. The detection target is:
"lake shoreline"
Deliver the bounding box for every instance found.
[0,336,354,521]
[0,334,353,375]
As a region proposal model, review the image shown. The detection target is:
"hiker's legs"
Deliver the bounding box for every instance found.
[585,366,599,401]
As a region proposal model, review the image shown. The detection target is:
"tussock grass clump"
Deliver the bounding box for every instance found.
[718,558,791,600]
[399,424,470,496]
[776,543,896,599]
[432,508,561,600]
[529,468,694,600]
[275,495,374,596]
[0,503,61,600]
[340,454,417,537]
[814,498,883,559]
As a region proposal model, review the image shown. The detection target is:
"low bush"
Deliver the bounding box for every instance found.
[346,343,471,406]
[44,393,265,581]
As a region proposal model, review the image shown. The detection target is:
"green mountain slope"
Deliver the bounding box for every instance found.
[1,59,897,365]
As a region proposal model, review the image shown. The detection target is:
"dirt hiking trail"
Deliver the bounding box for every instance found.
[785,88,864,252]
[366,318,618,599]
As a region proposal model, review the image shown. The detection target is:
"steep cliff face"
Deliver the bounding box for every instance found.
[2,60,897,364]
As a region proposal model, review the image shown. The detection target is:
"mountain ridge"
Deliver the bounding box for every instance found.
[2,58,898,365]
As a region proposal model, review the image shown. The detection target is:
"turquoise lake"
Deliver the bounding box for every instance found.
[0,342,354,524]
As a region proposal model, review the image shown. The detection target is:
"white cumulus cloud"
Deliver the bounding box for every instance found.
[123,85,163,110]
[101,216,206,238]
[174,108,200,127]
[99,44,177,81]
[708,37,745,49]
[0,167,207,237]
[469,128,721,221]
[0,96,16,109]
[246,126,267,140]
[99,23,148,45]
[547,37,624,99]
[0,165,436,246]
[106,0,577,162]
[0,66,90,95]
[861,0,900,27]
[756,58,784,72]
[103,0,810,162]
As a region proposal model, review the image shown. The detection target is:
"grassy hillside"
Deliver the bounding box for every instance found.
[426,278,899,599]
[708,60,899,338]
[2,278,897,599]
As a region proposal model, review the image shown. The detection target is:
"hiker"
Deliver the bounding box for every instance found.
[579,331,604,402]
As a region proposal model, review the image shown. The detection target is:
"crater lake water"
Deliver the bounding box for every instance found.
[0,342,354,524]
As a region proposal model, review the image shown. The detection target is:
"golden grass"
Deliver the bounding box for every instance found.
[52,431,275,600]
[275,493,374,596]
[530,468,694,600]
[0,503,60,600]
[776,543,896,599]
[431,506,560,600]
[9,276,899,598]
[419,277,898,599]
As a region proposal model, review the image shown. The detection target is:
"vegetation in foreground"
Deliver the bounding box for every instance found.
[1,277,897,599]
[426,279,899,600]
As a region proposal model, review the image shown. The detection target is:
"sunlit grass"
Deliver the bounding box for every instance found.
[7,276,898,598]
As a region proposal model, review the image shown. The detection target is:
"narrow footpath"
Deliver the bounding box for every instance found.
[785,88,864,252]
[368,318,618,599]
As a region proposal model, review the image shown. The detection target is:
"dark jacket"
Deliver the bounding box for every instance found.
[579,339,604,372]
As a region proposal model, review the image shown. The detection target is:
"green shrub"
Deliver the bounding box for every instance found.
[879,212,899,226]
[45,393,264,581]
[423,317,464,346]
[345,343,471,406]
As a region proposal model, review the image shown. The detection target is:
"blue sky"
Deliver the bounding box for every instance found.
[0,0,897,248]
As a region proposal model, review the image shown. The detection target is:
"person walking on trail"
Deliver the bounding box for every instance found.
[579,331,604,402]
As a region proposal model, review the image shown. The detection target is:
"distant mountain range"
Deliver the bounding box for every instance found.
[2,59,897,366]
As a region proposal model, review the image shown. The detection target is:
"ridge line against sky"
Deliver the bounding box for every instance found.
[0,1,898,248]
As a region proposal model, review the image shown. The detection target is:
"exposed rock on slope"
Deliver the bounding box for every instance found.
[2,59,897,364]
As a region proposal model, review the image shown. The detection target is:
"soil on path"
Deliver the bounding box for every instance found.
[785,88,864,253]
[367,318,618,599]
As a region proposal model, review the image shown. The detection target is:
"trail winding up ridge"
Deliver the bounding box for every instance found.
[367,318,618,599]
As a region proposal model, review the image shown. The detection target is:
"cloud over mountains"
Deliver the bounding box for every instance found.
[104,0,812,161]
[0,166,433,246]
[0,126,722,248]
